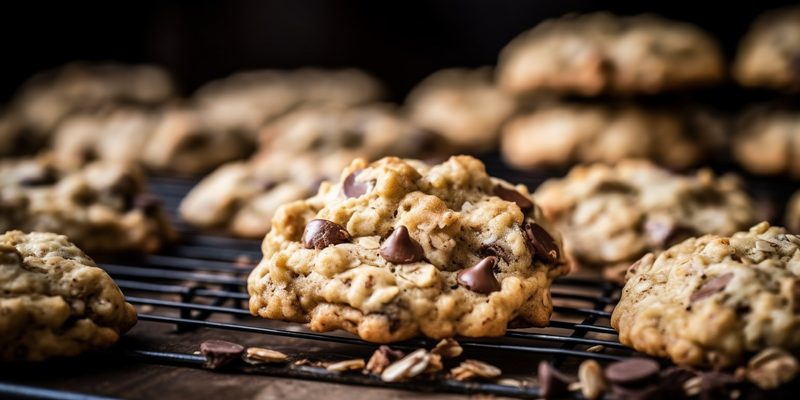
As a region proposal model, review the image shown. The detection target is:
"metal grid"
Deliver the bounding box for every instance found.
[1,162,641,400]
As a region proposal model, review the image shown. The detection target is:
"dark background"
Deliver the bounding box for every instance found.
[0,1,797,103]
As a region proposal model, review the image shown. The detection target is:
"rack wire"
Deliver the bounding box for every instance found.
[1,158,643,400]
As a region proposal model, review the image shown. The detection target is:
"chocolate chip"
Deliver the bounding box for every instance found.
[660,366,698,399]
[343,169,374,198]
[457,257,501,294]
[610,383,663,400]
[132,194,160,215]
[380,226,424,264]
[200,339,244,370]
[524,222,559,263]
[699,371,740,400]
[19,169,57,187]
[690,273,734,303]
[605,358,660,387]
[493,185,534,214]
[479,243,510,264]
[302,219,351,249]
[538,361,574,399]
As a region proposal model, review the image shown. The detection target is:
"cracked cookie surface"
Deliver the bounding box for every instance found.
[247,156,569,342]
[612,222,800,368]
[0,231,137,361]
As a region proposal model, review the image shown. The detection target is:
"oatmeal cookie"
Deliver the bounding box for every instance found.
[497,12,724,96]
[405,67,516,153]
[733,6,800,91]
[0,231,137,361]
[247,155,570,342]
[732,105,800,178]
[611,222,800,368]
[533,159,758,280]
[0,157,175,254]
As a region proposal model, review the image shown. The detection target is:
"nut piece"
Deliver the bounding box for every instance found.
[451,359,502,381]
[745,347,800,390]
[431,338,463,359]
[326,358,366,372]
[381,349,431,382]
[586,345,605,353]
[683,376,702,397]
[366,345,405,374]
[243,347,288,364]
[422,353,443,374]
[578,359,606,400]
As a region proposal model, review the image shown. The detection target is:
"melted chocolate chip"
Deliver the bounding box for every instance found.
[302,219,351,249]
[479,243,510,264]
[690,273,734,303]
[524,222,559,263]
[699,371,740,400]
[380,226,424,264]
[660,366,698,399]
[493,185,534,214]
[457,256,501,294]
[132,194,161,215]
[200,339,244,370]
[343,169,374,198]
[538,361,574,399]
[605,358,661,387]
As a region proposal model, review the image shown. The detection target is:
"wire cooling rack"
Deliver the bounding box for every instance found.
[1,158,644,400]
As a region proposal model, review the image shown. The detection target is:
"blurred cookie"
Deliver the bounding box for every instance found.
[179,104,436,238]
[732,105,800,178]
[733,6,800,91]
[0,231,138,361]
[786,190,800,234]
[0,157,175,254]
[497,13,724,96]
[501,102,705,171]
[405,67,516,153]
[533,159,758,281]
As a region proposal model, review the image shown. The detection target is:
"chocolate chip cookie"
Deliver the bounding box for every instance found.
[0,157,175,254]
[404,67,516,153]
[733,6,800,91]
[497,12,724,96]
[501,102,707,171]
[732,105,800,178]
[247,155,570,342]
[533,159,758,281]
[180,104,435,238]
[0,230,138,361]
[611,222,800,368]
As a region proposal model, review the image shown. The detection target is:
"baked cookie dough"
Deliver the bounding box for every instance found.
[786,190,800,234]
[733,6,800,91]
[0,157,175,254]
[247,155,570,342]
[501,102,706,170]
[732,105,800,178]
[611,222,800,368]
[179,104,436,238]
[404,67,516,153]
[497,12,724,96]
[0,231,137,361]
[533,159,758,280]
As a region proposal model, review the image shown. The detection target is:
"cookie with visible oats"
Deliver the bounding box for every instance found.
[0,231,138,361]
[733,6,800,91]
[611,222,800,368]
[247,155,569,343]
[533,159,758,280]
[497,12,723,96]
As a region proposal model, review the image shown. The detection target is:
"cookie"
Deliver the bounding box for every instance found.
[732,106,800,178]
[611,222,800,368]
[501,102,706,170]
[786,190,800,234]
[497,12,724,96]
[404,67,516,153]
[179,104,435,238]
[247,155,570,343]
[0,231,137,361]
[733,6,800,91]
[533,159,758,280]
[0,157,175,254]
[193,68,385,140]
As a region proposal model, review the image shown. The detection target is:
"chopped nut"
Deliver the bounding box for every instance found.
[243,347,287,364]
[451,359,502,381]
[567,382,582,391]
[294,359,330,368]
[423,353,443,374]
[497,378,523,388]
[586,345,605,353]
[366,345,405,374]
[745,347,799,390]
[730,389,741,399]
[381,349,431,382]
[755,240,776,252]
[683,376,702,397]
[431,338,463,359]
[326,359,366,372]
[578,359,606,400]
